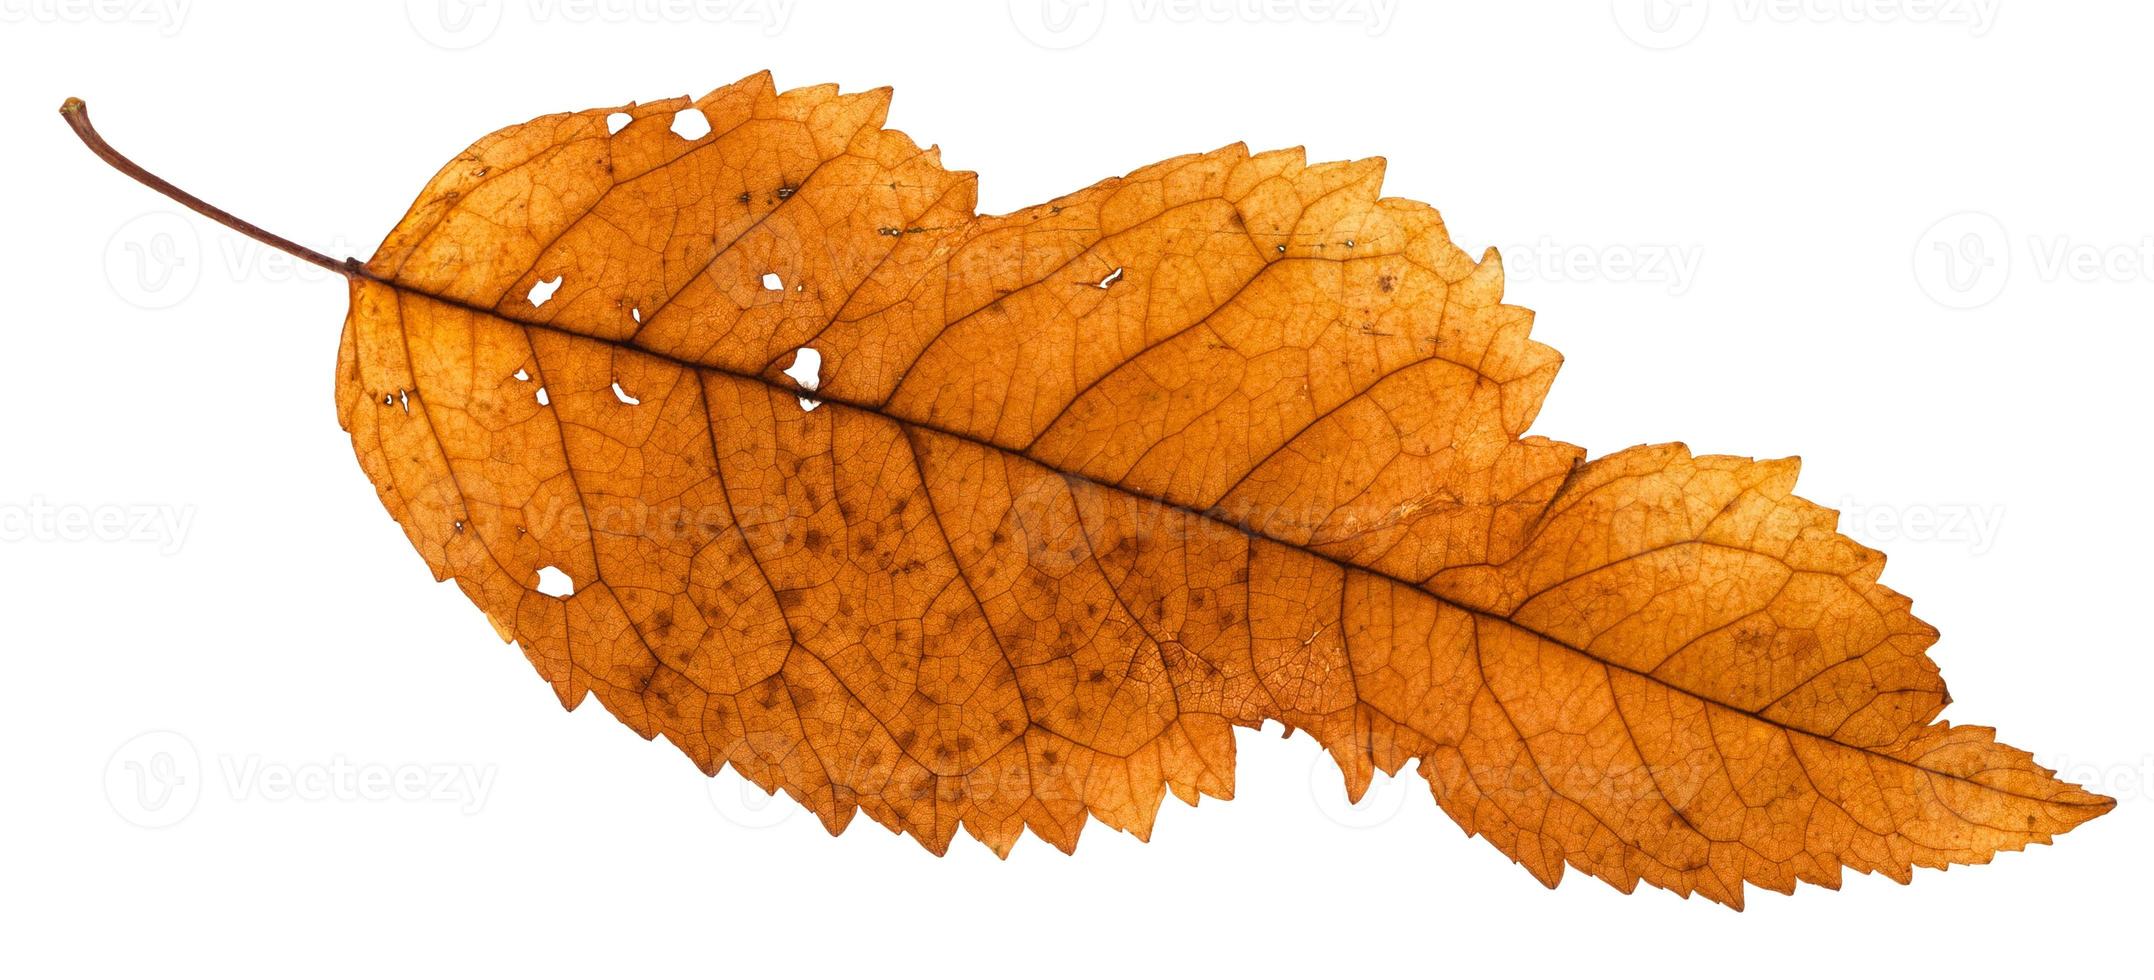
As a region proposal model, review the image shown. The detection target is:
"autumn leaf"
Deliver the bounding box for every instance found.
[62,74,2111,908]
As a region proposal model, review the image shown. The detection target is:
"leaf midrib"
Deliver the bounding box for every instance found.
[349,266,2096,809]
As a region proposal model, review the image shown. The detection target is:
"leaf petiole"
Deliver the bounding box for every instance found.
[59,97,356,279]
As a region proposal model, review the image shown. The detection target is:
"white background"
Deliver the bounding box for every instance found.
[3,1,2148,976]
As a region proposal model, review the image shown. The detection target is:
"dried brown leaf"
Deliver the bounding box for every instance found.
[75,75,2113,908]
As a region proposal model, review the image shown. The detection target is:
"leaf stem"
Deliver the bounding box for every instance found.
[59,97,356,278]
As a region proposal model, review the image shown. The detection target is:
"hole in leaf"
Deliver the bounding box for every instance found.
[670,107,711,140]
[784,347,822,412]
[513,368,530,382]
[535,565,574,598]
[630,307,641,323]
[761,272,783,291]
[1097,267,1124,289]
[397,389,411,413]
[606,111,631,135]
[535,386,550,406]
[527,275,563,307]
[611,381,640,405]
